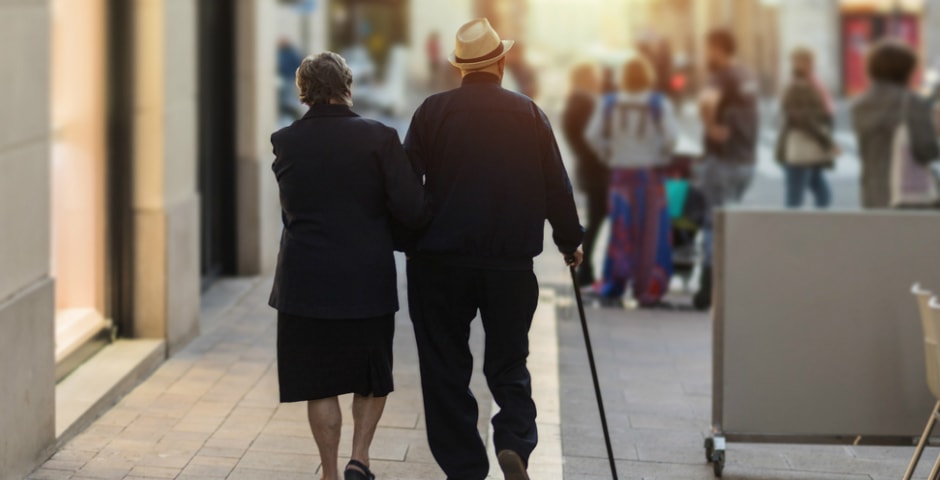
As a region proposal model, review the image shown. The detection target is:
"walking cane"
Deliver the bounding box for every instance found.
[568,264,619,480]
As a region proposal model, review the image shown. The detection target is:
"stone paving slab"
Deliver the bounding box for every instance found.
[30,262,496,480]
[555,302,939,480]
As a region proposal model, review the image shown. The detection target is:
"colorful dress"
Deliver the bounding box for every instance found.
[597,168,673,305]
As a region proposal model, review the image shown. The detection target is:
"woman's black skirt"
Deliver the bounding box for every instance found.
[276,311,395,403]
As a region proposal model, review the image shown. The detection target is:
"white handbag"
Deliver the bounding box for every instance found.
[785,126,831,166]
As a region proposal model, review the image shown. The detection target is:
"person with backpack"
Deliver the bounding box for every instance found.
[585,54,678,307]
[851,39,939,209]
[694,29,759,310]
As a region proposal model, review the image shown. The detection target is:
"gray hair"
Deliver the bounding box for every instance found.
[296,52,353,106]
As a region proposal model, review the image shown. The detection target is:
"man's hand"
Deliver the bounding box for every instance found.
[564,250,584,268]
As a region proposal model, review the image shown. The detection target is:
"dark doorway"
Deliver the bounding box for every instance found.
[198,0,238,287]
[106,0,136,339]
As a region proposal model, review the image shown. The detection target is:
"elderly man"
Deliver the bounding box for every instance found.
[403,18,583,480]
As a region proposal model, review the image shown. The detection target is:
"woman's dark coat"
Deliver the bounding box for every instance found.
[268,104,430,319]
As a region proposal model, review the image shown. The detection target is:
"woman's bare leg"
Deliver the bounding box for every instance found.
[308,397,342,480]
[349,394,388,473]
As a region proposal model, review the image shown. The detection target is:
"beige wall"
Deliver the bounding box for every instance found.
[778,0,841,94]
[408,0,474,82]
[0,0,56,477]
[236,0,281,276]
[926,0,940,69]
[50,0,107,315]
[132,0,201,352]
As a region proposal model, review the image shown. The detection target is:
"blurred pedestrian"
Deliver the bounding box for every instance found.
[562,63,608,287]
[585,55,678,307]
[775,47,837,209]
[269,52,430,480]
[404,18,583,480]
[852,39,939,208]
[601,66,617,95]
[277,37,306,121]
[637,31,675,102]
[694,29,759,311]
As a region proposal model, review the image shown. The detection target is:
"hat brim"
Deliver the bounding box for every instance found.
[448,40,515,70]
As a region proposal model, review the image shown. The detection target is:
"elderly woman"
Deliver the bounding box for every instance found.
[585,55,678,307]
[269,52,429,480]
[852,40,939,208]
[775,47,837,209]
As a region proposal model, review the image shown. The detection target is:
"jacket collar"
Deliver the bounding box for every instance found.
[461,72,501,86]
[302,104,359,119]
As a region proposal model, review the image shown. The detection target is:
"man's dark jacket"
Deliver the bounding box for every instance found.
[269,105,429,319]
[403,73,583,270]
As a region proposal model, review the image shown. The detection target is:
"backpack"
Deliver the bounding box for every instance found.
[600,92,668,167]
[602,92,664,139]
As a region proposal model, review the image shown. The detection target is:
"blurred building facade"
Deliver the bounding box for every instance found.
[779,0,936,96]
[626,0,939,97]
[1,0,281,477]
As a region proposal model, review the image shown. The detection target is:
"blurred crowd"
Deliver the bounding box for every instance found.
[562,29,940,310]
[274,23,940,312]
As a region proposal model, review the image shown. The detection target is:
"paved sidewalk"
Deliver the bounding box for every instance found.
[30,263,494,480]
[30,252,568,480]
[556,303,934,480]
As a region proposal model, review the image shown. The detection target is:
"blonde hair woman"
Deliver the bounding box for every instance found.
[775,47,836,209]
[585,55,678,307]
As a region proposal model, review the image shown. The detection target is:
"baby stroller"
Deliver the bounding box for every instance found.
[660,154,706,291]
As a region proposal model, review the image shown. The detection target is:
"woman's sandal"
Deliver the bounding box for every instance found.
[344,459,376,480]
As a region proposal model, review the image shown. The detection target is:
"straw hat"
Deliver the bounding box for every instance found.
[448,18,515,70]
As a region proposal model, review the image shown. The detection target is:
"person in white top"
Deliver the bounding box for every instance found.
[584,55,678,307]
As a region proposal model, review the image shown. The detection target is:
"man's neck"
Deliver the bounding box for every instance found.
[462,64,502,79]
[461,71,502,85]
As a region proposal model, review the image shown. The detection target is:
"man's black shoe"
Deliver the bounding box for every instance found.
[497,450,530,480]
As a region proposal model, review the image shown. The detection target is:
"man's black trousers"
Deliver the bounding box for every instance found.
[407,258,539,480]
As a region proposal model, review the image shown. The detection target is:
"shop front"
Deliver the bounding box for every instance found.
[50,0,117,379]
[841,0,924,95]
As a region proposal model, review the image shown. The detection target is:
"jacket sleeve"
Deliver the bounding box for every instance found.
[909,95,940,166]
[381,128,431,229]
[536,108,584,254]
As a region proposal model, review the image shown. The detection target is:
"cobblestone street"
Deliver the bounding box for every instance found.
[28,268,496,480]
[28,254,569,480]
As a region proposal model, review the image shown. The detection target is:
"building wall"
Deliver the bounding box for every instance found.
[0,0,56,477]
[408,0,474,82]
[276,2,328,56]
[236,0,281,276]
[778,0,841,94]
[132,0,201,353]
[926,0,940,69]
[1,0,281,474]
